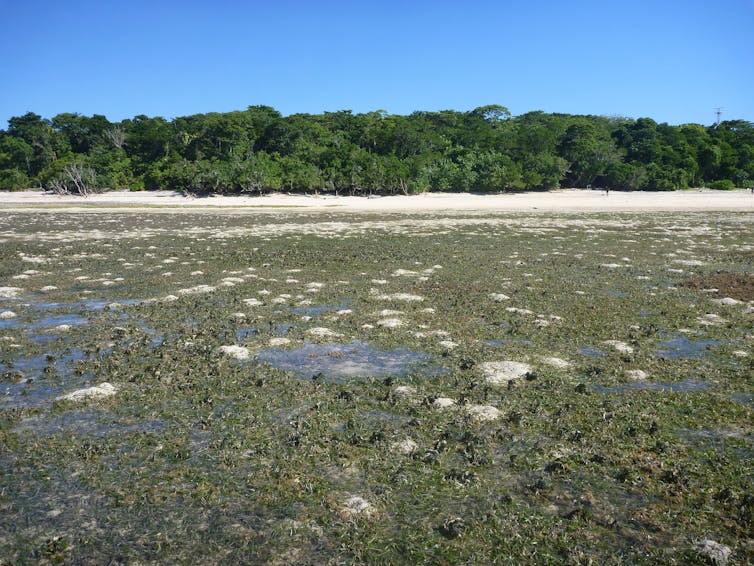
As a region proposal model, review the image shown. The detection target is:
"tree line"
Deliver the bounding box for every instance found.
[0,105,751,194]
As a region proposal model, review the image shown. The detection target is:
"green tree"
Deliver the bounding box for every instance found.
[559,121,620,187]
[6,112,69,176]
[52,113,111,154]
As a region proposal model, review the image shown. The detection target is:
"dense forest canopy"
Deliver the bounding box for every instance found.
[0,105,752,194]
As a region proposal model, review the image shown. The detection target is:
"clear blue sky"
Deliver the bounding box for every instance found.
[1,0,752,128]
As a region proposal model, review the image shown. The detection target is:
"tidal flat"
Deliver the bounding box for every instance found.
[1,208,752,564]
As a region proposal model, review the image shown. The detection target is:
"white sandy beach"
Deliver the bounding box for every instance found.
[1,188,753,212]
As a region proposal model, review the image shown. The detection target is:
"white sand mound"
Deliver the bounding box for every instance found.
[432,397,456,409]
[377,318,404,329]
[481,361,532,385]
[378,309,403,316]
[694,539,731,565]
[0,311,17,319]
[0,287,23,298]
[674,259,704,266]
[340,496,374,518]
[217,345,251,359]
[698,313,725,326]
[176,284,216,296]
[392,385,417,400]
[505,307,533,315]
[21,255,47,264]
[391,438,419,455]
[306,327,342,338]
[57,382,117,402]
[714,297,740,306]
[372,292,424,302]
[625,369,648,381]
[603,340,634,354]
[542,357,572,369]
[467,404,502,422]
[391,269,418,277]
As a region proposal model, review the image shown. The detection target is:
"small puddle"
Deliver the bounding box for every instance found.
[640,279,675,289]
[257,340,444,381]
[655,335,720,360]
[273,323,294,335]
[136,322,164,347]
[487,338,534,347]
[79,298,141,310]
[16,409,166,437]
[679,427,754,459]
[731,392,753,405]
[579,346,608,358]
[592,379,710,393]
[1,313,89,331]
[1,298,144,332]
[236,322,293,342]
[292,300,352,317]
[607,290,629,298]
[0,318,19,330]
[31,314,89,329]
[235,327,259,341]
[31,298,141,311]
[1,348,90,408]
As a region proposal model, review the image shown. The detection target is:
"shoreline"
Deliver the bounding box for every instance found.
[1,188,753,212]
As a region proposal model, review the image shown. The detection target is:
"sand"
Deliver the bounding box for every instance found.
[1,188,753,212]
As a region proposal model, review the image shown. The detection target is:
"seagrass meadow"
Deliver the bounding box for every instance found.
[0,207,752,564]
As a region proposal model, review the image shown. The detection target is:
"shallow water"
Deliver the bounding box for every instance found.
[1,312,90,331]
[1,297,143,332]
[731,392,753,405]
[79,298,142,310]
[607,290,629,298]
[592,379,710,393]
[257,340,444,381]
[16,409,166,437]
[655,335,720,359]
[679,427,754,460]
[235,326,259,341]
[487,338,534,347]
[578,346,608,357]
[1,348,90,408]
[292,300,353,317]
[31,313,90,329]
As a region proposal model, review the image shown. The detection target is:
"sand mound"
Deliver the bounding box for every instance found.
[57,382,117,402]
[480,361,532,385]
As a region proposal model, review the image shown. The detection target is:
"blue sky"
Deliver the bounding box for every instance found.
[1,0,752,128]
